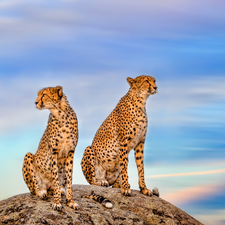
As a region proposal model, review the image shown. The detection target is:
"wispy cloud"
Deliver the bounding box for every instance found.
[147,169,225,178]
[0,0,224,79]
[162,184,223,205]
[152,76,225,111]
[0,0,224,50]
[148,75,225,127]
[0,73,127,134]
[1,74,225,134]
[193,209,225,225]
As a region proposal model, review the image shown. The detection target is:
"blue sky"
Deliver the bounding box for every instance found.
[0,0,225,224]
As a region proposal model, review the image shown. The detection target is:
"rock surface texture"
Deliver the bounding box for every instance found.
[0,184,202,225]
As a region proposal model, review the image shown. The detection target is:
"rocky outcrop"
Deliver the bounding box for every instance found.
[0,184,202,225]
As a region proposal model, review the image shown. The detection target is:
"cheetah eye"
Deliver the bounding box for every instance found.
[144,80,150,85]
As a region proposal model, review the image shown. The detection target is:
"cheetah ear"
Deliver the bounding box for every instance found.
[127,77,135,87]
[56,86,63,99]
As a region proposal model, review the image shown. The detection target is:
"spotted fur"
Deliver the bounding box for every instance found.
[22,86,78,210]
[81,75,158,196]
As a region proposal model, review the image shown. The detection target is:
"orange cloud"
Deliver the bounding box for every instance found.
[162,184,222,205]
[147,169,225,178]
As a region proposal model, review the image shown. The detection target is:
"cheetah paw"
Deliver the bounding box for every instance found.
[38,189,47,199]
[67,200,79,210]
[121,187,131,196]
[95,180,109,187]
[100,180,109,187]
[52,202,62,211]
[141,188,153,196]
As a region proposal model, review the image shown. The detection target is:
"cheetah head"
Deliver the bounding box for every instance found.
[127,75,157,98]
[35,86,63,110]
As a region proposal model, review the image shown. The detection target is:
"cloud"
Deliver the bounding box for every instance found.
[0,72,128,134]
[193,210,225,225]
[1,73,225,134]
[147,169,225,178]
[0,1,82,53]
[0,0,224,51]
[0,0,224,77]
[152,75,225,111]
[162,184,223,205]
[83,0,225,37]
[148,75,225,127]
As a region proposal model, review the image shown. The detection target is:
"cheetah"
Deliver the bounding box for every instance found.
[22,86,78,211]
[81,75,158,196]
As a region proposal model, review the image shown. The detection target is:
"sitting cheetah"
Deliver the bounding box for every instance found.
[81,75,158,196]
[22,86,78,211]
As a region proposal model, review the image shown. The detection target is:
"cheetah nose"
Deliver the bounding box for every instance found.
[154,87,157,90]
[35,101,38,105]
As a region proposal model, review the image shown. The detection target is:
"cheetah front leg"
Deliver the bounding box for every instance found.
[119,142,131,195]
[134,140,152,196]
[51,152,62,211]
[65,150,78,210]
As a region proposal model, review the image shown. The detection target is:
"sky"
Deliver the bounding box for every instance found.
[0,0,225,224]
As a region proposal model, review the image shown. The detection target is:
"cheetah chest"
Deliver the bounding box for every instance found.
[57,128,75,158]
[127,118,147,151]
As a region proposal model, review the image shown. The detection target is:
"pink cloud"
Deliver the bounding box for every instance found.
[162,184,223,205]
[148,169,225,178]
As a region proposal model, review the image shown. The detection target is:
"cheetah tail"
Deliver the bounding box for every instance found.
[152,187,160,197]
[81,191,113,208]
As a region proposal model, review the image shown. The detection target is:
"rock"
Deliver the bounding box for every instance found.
[0,184,203,225]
